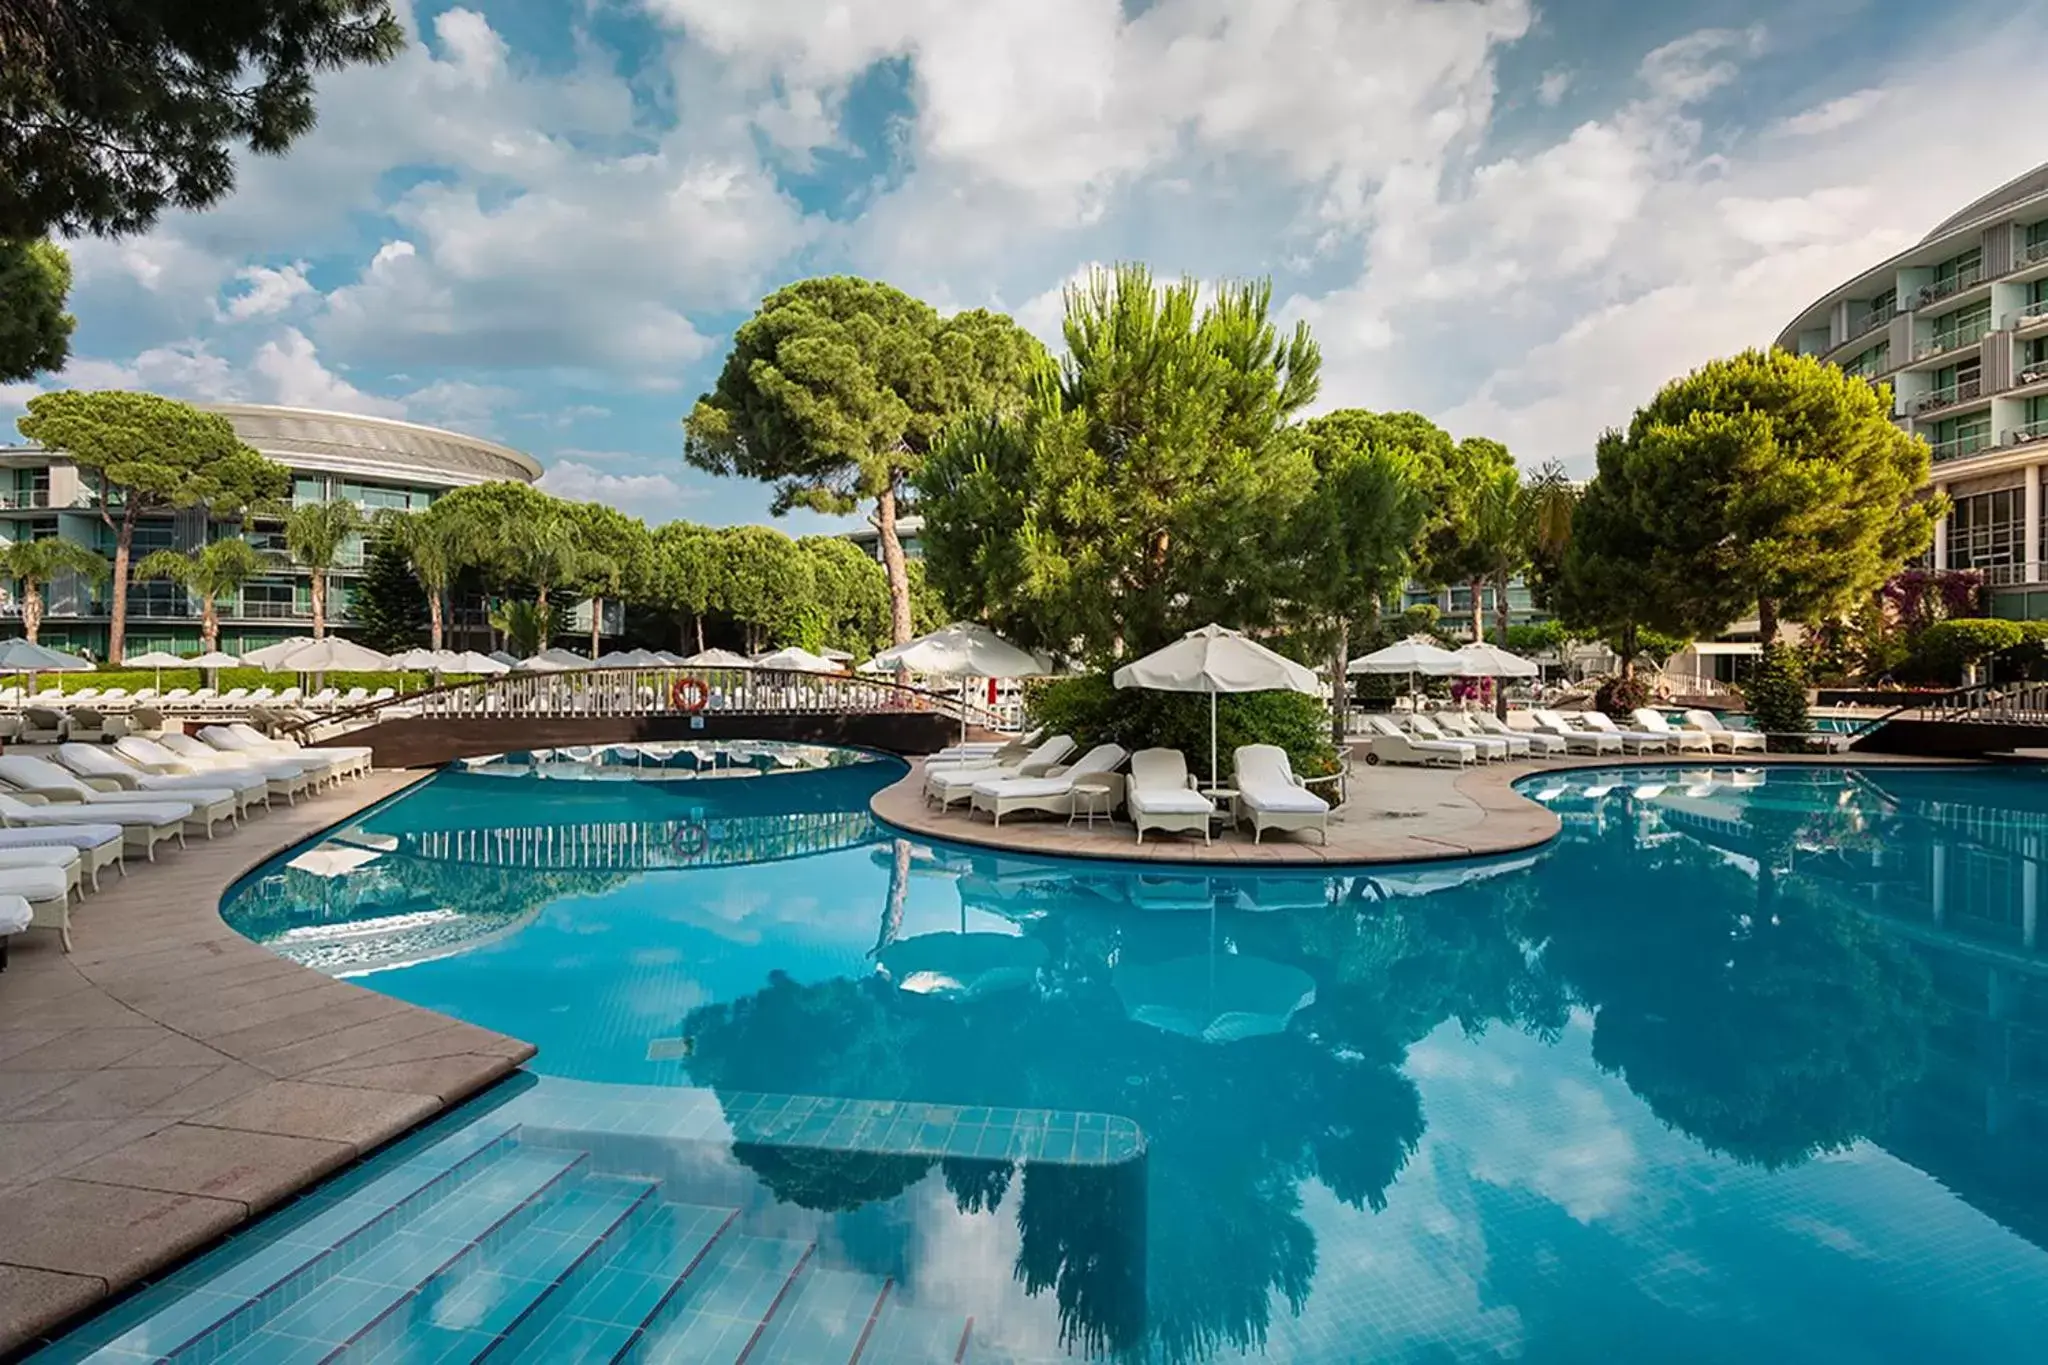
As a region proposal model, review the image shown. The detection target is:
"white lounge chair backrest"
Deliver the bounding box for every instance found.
[1234,744,1302,793]
[1065,743,1128,778]
[0,755,92,797]
[1130,748,1193,793]
[1579,712,1621,732]
[1019,735,1078,773]
[1683,709,1732,735]
[1632,709,1676,733]
[1531,709,1575,731]
[1407,714,1453,739]
[1365,714,1404,738]
[57,744,131,779]
[116,736,181,768]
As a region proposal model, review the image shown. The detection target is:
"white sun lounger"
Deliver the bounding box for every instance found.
[0,824,123,890]
[1438,711,1532,758]
[0,793,187,861]
[213,723,372,778]
[1681,709,1769,754]
[122,735,313,804]
[1578,711,1675,754]
[1530,710,1624,755]
[0,865,78,950]
[0,755,235,839]
[183,731,339,785]
[58,743,267,816]
[1234,744,1330,845]
[925,735,1077,808]
[1410,713,1507,761]
[970,744,1128,825]
[1362,715,1473,767]
[1477,711,1566,756]
[1127,748,1216,845]
[0,893,30,967]
[1630,709,1714,754]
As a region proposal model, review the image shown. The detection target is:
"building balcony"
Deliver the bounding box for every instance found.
[1916,264,1988,309]
[1915,326,1992,363]
[2014,358,2048,391]
[0,490,52,510]
[1842,305,1895,348]
[1916,376,1985,415]
[2007,418,2048,449]
[2010,237,2048,274]
[1930,430,1996,462]
[2009,299,2048,333]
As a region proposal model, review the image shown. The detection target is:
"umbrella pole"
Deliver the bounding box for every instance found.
[1210,687,1219,786]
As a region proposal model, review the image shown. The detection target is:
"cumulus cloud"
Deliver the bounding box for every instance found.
[538,459,702,521]
[250,328,405,417]
[217,262,315,322]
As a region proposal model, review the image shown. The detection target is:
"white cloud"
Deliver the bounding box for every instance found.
[249,328,405,417]
[217,262,315,322]
[1771,88,1886,137]
[537,459,701,522]
[1537,68,1573,106]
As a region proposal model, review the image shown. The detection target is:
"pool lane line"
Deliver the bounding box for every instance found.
[846,1276,894,1364]
[955,1315,975,1362]
[605,1206,743,1363]
[733,1241,817,1364]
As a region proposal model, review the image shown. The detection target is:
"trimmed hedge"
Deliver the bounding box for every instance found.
[1026,672,1341,792]
[10,667,475,694]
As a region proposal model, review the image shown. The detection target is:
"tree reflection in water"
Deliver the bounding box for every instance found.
[680,772,1948,1363]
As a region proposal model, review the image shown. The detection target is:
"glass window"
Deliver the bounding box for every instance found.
[1931,300,1993,351]
[1947,487,2022,573]
[1935,247,1984,288]
[293,476,325,503]
[2028,220,2048,248]
[1843,341,1889,378]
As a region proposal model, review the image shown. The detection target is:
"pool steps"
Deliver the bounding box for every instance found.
[32,1120,1046,1365]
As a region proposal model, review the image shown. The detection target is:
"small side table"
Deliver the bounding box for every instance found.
[1068,777,1118,829]
[1200,785,1239,832]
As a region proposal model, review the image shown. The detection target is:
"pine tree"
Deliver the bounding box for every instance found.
[352,540,427,652]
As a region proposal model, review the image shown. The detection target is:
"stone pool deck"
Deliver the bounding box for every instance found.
[871,748,1977,866]
[0,770,536,1356]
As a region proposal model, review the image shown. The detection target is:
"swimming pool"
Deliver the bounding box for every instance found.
[38,758,2048,1362]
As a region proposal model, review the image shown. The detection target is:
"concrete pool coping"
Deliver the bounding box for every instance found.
[870,749,1987,867]
[0,769,538,1357]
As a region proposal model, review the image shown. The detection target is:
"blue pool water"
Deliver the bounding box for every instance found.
[38,757,2048,1362]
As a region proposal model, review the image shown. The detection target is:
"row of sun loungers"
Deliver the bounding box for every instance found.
[1359,708,1770,767]
[1,686,399,715]
[0,724,371,964]
[921,734,1333,845]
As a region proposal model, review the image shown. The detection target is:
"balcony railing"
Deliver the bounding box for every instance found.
[228,600,354,622]
[2009,298,2048,330]
[122,598,193,619]
[2008,419,2048,448]
[1916,376,1984,414]
[1918,325,1992,360]
[2013,237,2048,271]
[0,489,52,510]
[2015,358,2048,388]
[1844,304,1894,345]
[1930,429,1995,462]
[1919,264,1988,307]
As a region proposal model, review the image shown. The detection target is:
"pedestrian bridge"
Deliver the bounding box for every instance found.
[1852,681,2048,758]
[296,665,1003,768]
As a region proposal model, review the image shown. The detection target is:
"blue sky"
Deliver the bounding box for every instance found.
[6,0,2043,533]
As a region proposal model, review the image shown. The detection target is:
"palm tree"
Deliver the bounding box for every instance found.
[282,500,363,638]
[505,512,583,616]
[0,538,109,643]
[376,506,478,651]
[135,538,273,652]
[487,598,553,657]
[1464,465,1527,646]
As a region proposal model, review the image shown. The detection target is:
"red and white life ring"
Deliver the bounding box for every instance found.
[670,676,709,713]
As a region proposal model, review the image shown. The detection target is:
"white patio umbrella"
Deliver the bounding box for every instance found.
[870,622,1051,740]
[514,647,591,672]
[125,648,188,692]
[442,650,508,675]
[755,645,841,674]
[265,637,393,673]
[1453,641,1540,718]
[1349,635,1466,708]
[0,637,93,697]
[1113,623,1319,784]
[239,637,314,670]
[390,648,440,671]
[681,648,751,668]
[594,648,663,668]
[820,647,856,663]
[185,649,243,691]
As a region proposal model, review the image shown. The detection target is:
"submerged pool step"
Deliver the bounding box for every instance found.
[331,1171,659,1362]
[610,1232,813,1364]
[485,1201,742,1362]
[195,1146,591,1363]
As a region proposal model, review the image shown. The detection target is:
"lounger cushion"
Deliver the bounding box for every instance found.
[0,825,122,852]
[0,867,70,900]
[0,894,28,935]
[1241,787,1329,813]
[1130,790,1213,814]
[973,776,1072,799]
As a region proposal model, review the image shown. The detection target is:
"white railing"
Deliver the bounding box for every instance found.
[1930,430,1995,462]
[1919,325,1991,360]
[1845,305,1893,344]
[2007,419,2048,447]
[310,665,1011,733]
[2014,237,2048,270]
[2009,299,2048,330]
[1920,264,1987,306]
[1916,376,1984,414]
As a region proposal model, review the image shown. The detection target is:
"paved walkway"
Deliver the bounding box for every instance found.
[0,771,535,1355]
[871,749,1976,866]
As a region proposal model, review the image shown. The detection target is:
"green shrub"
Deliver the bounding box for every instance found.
[1996,620,2048,681]
[1742,646,1811,751]
[1026,672,1340,790]
[1905,618,2027,684]
[8,667,480,695]
[1593,674,1649,717]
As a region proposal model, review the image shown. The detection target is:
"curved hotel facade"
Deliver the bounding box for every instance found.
[0,404,542,656]
[1778,162,2048,619]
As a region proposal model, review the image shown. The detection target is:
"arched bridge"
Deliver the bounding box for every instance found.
[1852,681,2048,758]
[295,665,1005,768]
